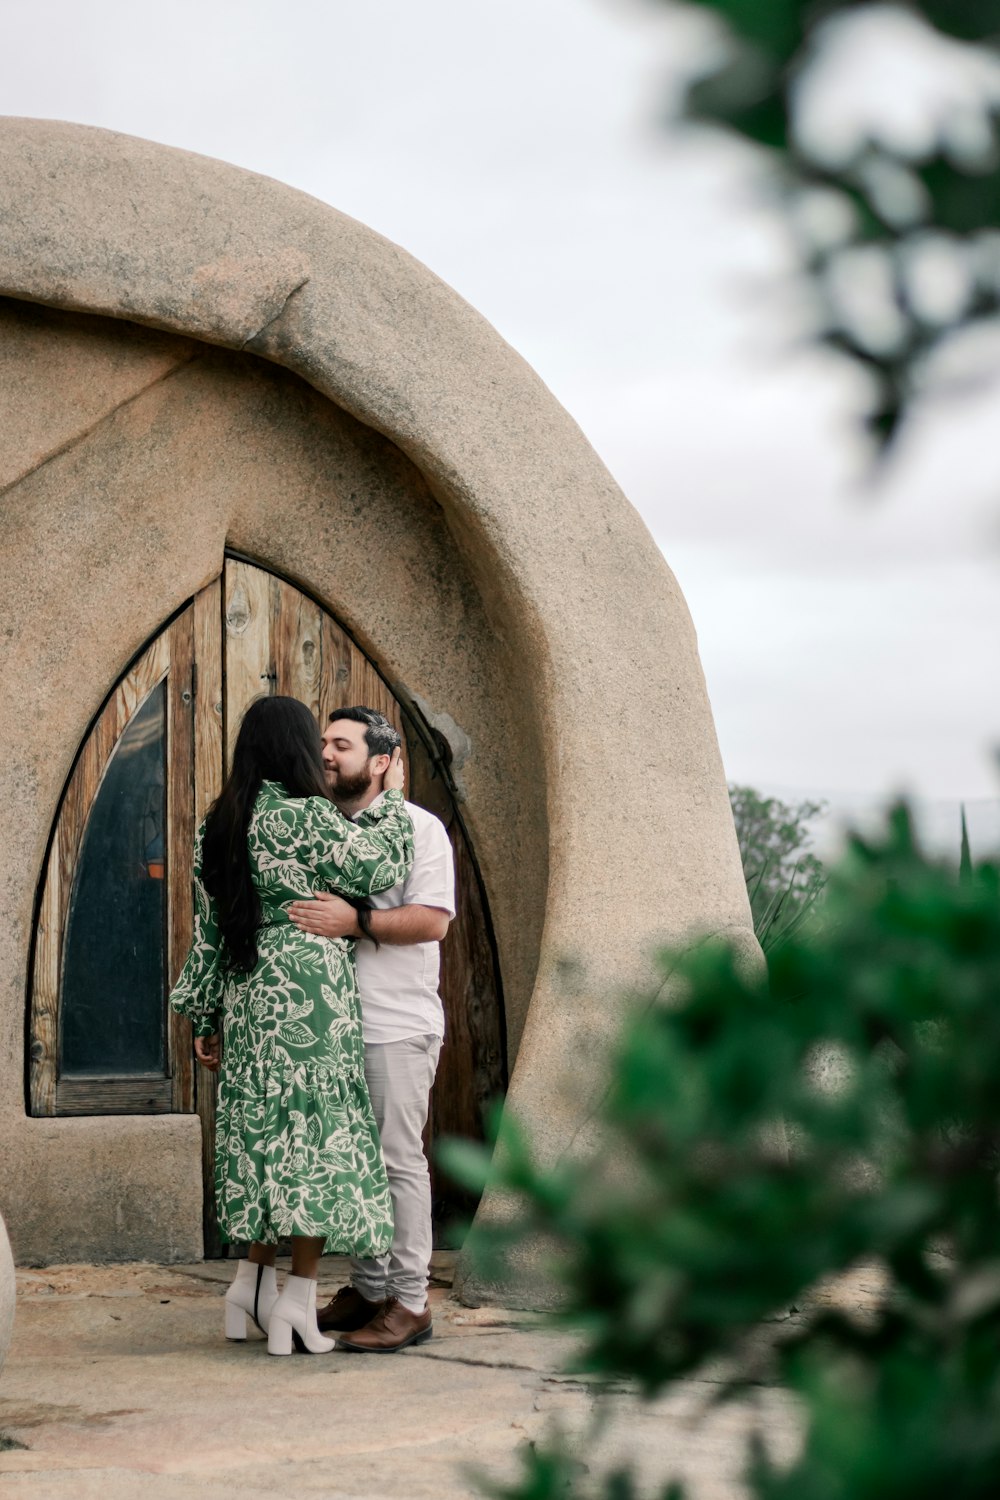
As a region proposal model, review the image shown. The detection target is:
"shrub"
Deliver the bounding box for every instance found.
[445,805,1000,1498]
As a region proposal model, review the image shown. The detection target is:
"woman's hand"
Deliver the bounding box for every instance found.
[384,746,405,793]
[194,1033,221,1073]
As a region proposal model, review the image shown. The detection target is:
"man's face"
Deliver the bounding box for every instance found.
[322,719,377,800]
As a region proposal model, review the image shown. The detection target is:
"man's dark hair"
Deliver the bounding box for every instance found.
[328,705,402,759]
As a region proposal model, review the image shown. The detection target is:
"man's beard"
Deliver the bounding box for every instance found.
[328,764,373,802]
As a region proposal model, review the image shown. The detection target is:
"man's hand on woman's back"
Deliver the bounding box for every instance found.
[288,893,362,940]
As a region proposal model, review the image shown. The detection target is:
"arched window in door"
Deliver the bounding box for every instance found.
[28,604,205,1116]
[60,681,168,1076]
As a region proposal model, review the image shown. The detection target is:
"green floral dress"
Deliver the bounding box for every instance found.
[169,781,414,1255]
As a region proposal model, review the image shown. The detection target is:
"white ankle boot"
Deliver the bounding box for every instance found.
[224,1260,279,1340]
[267,1274,335,1356]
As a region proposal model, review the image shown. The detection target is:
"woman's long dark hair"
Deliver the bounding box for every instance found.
[201,695,373,972]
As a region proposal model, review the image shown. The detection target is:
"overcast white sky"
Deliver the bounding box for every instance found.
[4,0,998,806]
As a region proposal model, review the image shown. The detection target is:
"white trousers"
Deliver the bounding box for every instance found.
[351,1033,442,1314]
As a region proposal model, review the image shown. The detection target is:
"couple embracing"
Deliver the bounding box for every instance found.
[169,698,454,1356]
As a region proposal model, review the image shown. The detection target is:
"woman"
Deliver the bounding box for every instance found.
[169,695,413,1356]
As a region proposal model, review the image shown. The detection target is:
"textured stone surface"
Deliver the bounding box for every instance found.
[0,1211,13,1375]
[0,297,193,493]
[0,1118,203,1267]
[0,119,756,1294]
[0,1255,804,1498]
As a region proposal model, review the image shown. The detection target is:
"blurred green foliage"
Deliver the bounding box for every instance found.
[668,0,1000,445]
[729,784,826,950]
[444,806,1000,1496]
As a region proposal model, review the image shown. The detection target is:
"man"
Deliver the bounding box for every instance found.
[288,706,455,1352]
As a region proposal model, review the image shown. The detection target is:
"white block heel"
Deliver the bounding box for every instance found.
[224,1260,279,1341]
[267,1315,294,1356]
[225,1301,248,1341]
[267,1275,335,1356]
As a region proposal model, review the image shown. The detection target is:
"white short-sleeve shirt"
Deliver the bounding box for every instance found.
[352,797,456,1045]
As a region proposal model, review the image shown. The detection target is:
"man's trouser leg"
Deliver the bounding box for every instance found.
[352,1034,441,1315]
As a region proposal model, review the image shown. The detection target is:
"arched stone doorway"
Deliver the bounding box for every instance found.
[28,555,505,1253]
[0,120,757,1301]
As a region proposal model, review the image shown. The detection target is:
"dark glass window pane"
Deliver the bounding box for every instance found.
[61,684,167,1076]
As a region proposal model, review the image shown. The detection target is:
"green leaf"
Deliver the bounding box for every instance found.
[681,0,807,60]
[436,1136,494,1192]
[916,151,1000,235]
[920,0,1000,41]
[684,46,790,149]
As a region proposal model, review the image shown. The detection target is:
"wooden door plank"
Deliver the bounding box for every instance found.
[57,708,116,910]
[193,577,224,817]
[29,828,61,1116]
[224,560,274,764]
[273,579,323,719]
[118,633,170,722]
[57,1077,174,1114]
[433,827,505,1140]
[318,613,353,723]
[194,574,225,1257]
[166,606,195,1113]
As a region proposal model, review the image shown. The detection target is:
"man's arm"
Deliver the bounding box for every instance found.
[288,891,451,944]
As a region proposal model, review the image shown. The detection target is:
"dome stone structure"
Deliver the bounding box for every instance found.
[0,118,755,1303]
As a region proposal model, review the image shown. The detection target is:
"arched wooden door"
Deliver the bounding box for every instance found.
[29,556,505,1254]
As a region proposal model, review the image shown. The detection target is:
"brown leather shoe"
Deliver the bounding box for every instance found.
[316,1285,386,1333]
[336,1296,432,1353]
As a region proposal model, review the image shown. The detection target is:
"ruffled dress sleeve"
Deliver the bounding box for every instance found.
[304,788,414,897]
[169,822,226,1038]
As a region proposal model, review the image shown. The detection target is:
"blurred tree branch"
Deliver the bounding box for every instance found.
[666,0,1000,447]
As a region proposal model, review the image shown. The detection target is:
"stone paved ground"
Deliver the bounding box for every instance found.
[0,1256,883,1499]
